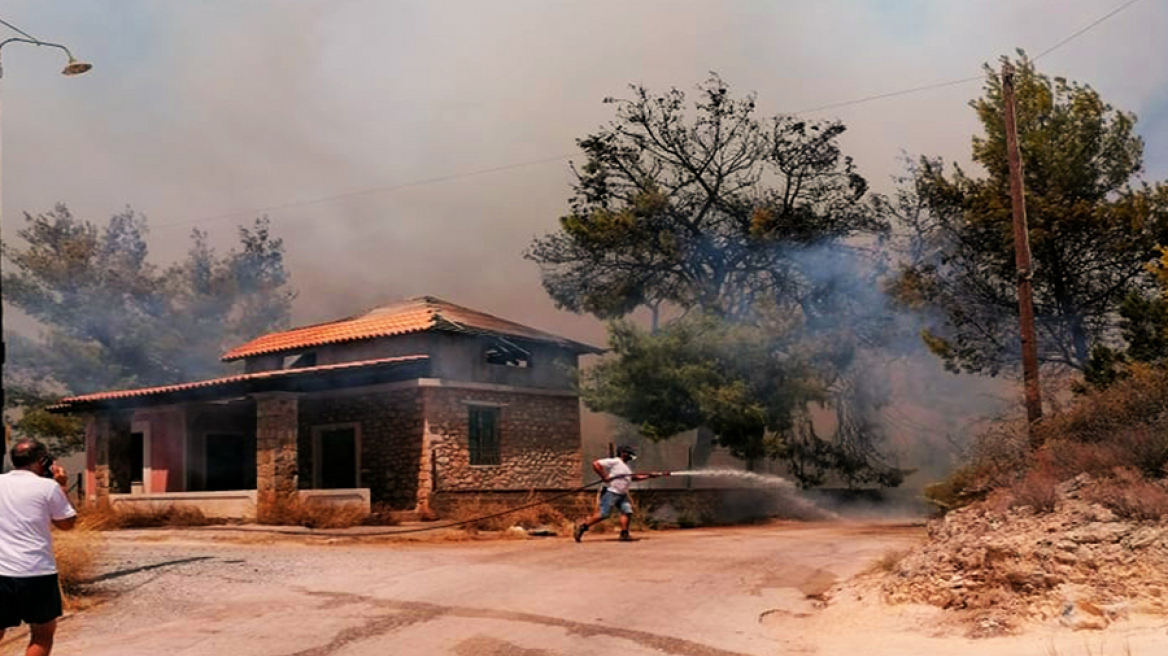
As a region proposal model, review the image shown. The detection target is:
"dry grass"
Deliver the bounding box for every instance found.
[863,548,911,576]
[256,496,368,529]
[53,524,103,596]
[1007,467,1060,513]
[929,367,1168,514]
[76,503,226,530]
[1084,468,1168,521]
[443,493,570,535]
[363,503,403,527]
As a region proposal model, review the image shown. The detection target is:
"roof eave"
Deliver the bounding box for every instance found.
[49,356,431,414]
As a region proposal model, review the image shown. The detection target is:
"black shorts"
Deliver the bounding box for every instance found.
[0,573,63,629]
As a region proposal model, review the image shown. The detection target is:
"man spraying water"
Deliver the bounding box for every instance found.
[574,445,668,543]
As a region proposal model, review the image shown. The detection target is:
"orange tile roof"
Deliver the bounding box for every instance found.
[221,295,601,362]
[51,355,428,409]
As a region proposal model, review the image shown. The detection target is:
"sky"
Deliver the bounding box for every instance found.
[3,1,1168,464]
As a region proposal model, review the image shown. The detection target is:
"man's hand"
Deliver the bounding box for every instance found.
[52,464,69,488]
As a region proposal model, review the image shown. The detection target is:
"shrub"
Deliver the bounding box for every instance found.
[1084,468,1168,521]
[53,523,103,595]
[1035,366,1168,450]
[444,494,568,534]
[864,548,911,575]
[363,503,402,527]
[1006,467,1059,513]
[256,496,367,529]
[928,368,1167,513]
[76,502,225,530]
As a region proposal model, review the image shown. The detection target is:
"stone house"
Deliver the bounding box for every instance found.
[50,296,601,518]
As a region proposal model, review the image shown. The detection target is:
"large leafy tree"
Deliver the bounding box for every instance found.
[528,77,902,486]
[1081,246,1168,388]
[891,54,1168,375]
[2,204,295,452]
[528,76,882,321]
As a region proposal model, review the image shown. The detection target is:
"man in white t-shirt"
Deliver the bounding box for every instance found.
[574,445,667,543]
[0,439,77,656]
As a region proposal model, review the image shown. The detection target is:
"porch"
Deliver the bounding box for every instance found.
[58,356,432,518]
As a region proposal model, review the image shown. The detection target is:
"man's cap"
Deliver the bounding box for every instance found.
[616,445,636,456]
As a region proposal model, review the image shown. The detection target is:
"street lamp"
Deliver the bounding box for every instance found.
[0,18,91,465]
[0,17,92,79]
[0,37,92,78]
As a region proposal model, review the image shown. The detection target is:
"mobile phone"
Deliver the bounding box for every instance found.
[39,454,55,479]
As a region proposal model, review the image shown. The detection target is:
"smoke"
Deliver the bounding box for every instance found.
[4,1,1164,467]
[781,239,1015,493]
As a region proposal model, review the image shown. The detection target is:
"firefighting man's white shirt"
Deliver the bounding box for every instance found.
[0,470,76,577]
[597,457,633,495]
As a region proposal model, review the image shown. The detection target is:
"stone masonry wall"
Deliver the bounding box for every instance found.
[256,393,299,515]
[424,387,581,491]
[298,388,424,510]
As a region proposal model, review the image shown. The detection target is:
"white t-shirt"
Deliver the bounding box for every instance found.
[597,457,633,495]
[0,470,77,577]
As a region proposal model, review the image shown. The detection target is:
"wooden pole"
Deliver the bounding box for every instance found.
[1001,62,1044,446]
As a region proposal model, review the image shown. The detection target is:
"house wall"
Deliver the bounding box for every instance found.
[297,387,425,510]
[427,334,577,391]
[424,386,581,491]
[131,407,188,493]
[239,333,579,392]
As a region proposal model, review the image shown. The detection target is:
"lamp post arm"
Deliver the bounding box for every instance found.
[1,37,77,58]
[0,38,85,79]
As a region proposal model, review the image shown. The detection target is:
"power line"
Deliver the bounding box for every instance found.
[1034,0,1146,61]
[154,153,572,230]
[794,0,1146,115]
[793,76,983,115]
[155,0,1148,230]
[0,17,40,41]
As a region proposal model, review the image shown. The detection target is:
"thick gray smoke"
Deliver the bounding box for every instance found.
[4,1,1161,488]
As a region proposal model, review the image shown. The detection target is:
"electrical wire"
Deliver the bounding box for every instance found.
[1033,0,1146,61]
[153,153,572,230]
[794,0,1146,114]
[792,76,983,115]
[114,0,1153,231]
[0,17,40,41]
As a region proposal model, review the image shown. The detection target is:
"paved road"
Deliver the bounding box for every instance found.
[3,522,923,656]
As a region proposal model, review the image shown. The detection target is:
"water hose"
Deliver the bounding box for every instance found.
[190,472,672,538]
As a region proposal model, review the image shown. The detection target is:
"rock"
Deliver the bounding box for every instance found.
[1056,473,1092,498]
[1067,523,1130,544]
[527,526,558,537]
[1121,527,1164,550]
[1060,599,1109,631]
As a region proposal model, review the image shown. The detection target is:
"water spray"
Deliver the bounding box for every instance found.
[668,469,840,520]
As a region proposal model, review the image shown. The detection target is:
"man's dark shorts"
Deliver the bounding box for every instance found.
[0,574,63,629]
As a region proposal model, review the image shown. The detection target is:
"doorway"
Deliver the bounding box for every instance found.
[313,424,360,489]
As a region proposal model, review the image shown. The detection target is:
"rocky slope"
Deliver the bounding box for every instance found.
[875,474,1168,635]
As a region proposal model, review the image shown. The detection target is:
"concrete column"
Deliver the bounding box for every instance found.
[86,414,111,505]
[255,393,299,519]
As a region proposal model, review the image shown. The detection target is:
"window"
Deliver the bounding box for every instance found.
[468,406,500,465]
[483,341,529,368]
[286,352,317,369]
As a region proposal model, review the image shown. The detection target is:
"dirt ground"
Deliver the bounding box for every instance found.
[3,521,1166,655]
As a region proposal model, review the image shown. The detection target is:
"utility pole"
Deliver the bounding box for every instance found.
[1001,61,1044,447]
